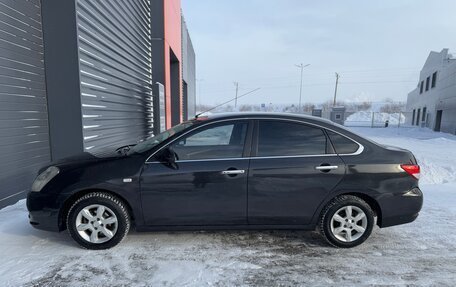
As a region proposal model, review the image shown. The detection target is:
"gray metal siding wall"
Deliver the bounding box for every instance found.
[181,17,196,119]
[186,36,196,118]
[0,0,50,206]
[76,0,153,152]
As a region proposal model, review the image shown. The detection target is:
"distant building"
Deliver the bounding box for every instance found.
[151,0,196,128]
[406,49,456,134]
[182,16,196,120]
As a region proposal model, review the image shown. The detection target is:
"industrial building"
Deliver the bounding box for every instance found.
[406,49,456,134]
[0,0,196,208]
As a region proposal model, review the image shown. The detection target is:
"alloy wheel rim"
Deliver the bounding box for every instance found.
[75,204,118,244]
[330,205,368,242]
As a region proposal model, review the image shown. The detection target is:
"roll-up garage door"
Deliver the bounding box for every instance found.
[0,0,50,206]
[76,0,153,153]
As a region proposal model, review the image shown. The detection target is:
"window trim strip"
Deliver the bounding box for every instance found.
[145,117,364,164]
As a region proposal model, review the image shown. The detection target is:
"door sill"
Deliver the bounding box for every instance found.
[135,224,315,232]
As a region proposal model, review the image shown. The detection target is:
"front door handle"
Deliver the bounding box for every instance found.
[315,165,339,171]
[221,169,245,175]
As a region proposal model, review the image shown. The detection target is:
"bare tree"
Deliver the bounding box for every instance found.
[356,101,372,111]
[380,102,405,113]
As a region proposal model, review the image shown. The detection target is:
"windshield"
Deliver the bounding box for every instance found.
[127,121,195,155]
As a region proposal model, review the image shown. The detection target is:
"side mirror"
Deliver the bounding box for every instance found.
[158,147,179,169]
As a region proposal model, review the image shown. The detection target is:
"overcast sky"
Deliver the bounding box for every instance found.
[181,0,456,106]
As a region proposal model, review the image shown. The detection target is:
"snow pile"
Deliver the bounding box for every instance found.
[345,111,405,126]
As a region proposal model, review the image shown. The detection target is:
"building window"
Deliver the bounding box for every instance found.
[425,76,430,91]
[420,81,424,94]
[412,109,416,124]
[422,107,427,122]
[416,109,421,126]
[431,72,437,88]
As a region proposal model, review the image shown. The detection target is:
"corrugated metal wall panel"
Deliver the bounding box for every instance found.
[0,0,50,205]
[76,0,153,153]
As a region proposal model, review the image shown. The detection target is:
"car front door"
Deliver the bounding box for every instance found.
[248,119,346,225]
[140,120,252,226]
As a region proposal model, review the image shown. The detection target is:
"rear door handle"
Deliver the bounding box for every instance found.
[315,165,339,170]
[221,170,245,175]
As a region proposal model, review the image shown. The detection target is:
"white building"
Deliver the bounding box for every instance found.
[406,49,456,134]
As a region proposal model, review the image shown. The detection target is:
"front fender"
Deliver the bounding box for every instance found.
[56,178,144,231]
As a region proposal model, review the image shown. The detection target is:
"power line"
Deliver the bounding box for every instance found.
[198,79,417,96]
[198,67,421,86]
[202,75,418,92]
[196,88,261,116]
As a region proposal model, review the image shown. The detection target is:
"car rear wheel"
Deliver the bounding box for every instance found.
[67,192,130,250]
[319,195,374,248]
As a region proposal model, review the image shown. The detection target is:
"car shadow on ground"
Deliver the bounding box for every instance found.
[126,228,330,250]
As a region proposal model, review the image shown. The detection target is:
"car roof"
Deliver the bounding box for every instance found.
[193,112,375,146]
[196,112,335,126]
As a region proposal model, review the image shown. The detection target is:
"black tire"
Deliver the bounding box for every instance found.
[319,195,375,248]
[67,192,130,250]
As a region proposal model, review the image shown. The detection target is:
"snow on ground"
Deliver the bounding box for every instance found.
[0,127,455,286]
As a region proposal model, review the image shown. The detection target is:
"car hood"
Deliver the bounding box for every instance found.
[39,151,123,173]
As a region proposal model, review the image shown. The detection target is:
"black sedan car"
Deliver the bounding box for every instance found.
[27,113,423,249]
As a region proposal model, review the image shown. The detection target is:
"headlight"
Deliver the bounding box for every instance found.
[31,166,60,192]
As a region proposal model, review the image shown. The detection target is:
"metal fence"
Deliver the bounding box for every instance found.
[342,111,414,128]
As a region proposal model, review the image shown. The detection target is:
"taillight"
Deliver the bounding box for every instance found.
[400,164,420,180]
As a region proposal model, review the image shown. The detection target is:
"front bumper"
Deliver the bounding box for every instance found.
[27,192,61,232]
[379,187,423,228]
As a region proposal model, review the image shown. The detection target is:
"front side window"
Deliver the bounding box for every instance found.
[128,121,195,154]
[257,120,328,157]
[171,121,248,160]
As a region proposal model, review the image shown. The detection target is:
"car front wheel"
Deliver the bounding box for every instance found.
[319,195,375,248]
[67,192,130,250]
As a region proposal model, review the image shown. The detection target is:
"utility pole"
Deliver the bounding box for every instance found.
[234,82,239,108]
[333,72,339,106]
[295,63,310,113]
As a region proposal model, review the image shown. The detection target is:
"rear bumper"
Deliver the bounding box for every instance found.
[381,212,420,227]
[27,192,61,232]
[379,187,423,228]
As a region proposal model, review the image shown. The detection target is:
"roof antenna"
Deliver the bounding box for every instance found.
[195,87,261,118]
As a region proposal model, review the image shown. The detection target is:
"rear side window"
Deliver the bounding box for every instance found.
[257,120,328,156]
[326,130,360,154]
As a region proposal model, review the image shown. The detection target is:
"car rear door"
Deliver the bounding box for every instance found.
[140,120,253,226]
[248,119,346,225]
